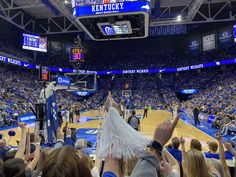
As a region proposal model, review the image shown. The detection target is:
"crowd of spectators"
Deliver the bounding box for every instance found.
[0,62,235,129]
[0,39,235,177]
[0,95,235,177]
[180,66,236,116]
[77,46,236,71]
[1,38,236,72]
[0,64,41,128]
[0,41,32,62]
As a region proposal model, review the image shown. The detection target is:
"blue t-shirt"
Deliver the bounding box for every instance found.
[167,148,182,163]
[225,150,234,159]
[102,172,117,177]
[204,152,219,159]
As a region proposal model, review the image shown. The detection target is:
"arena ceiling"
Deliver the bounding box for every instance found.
[0,0,235,34]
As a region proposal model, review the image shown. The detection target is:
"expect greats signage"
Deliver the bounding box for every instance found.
[18,113,36,123]
[73,1,150,17]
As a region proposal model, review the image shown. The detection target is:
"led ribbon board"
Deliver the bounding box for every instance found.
[0,55,236,74]
[73,1,150,17]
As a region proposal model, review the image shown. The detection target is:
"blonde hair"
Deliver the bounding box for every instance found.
[206,158,225,177]
[32,148,53,177]
[115,157,139,177]
[77,150,94,171]
[123,157,139,176]
[186,149,210,177]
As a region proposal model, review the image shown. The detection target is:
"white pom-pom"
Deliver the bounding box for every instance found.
[98,107,149,160]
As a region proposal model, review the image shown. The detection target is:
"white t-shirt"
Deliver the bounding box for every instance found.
[91,167,100,177]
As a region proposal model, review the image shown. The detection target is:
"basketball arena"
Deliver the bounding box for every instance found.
[0,0,235,176]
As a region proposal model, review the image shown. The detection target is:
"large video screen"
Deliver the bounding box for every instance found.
[23,33,47,52]
[98,21,132,36]
[202,34,215,51]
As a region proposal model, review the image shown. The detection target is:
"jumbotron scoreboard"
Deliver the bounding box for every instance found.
[72,0,150,41]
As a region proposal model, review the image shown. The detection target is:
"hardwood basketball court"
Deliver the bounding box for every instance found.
[1,110,215,151]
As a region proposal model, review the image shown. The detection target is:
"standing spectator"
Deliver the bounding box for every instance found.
[193,106,200,126]
[204,141,219,159]
[224,141,235,160]
[127,110,140,131]
[143,104,148,119]
[167,137,182,163]
[190,139,202,152]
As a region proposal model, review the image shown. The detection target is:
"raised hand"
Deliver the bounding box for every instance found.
[108,91,112,98]
[160,154,173,177]
[224,142,235,153]
[215,132,222,141]
[56,128,64,140]
[180,136,185,145]
[153,116,180,147]
[18,122,27,130]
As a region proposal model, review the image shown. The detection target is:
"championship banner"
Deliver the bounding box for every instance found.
[51,41,62,55]
[188,37,201,55]
[217,28,232,48]
[202,34,216,51]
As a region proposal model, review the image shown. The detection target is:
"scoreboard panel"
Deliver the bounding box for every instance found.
[70,48,84,62]
[39,66,50,82]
